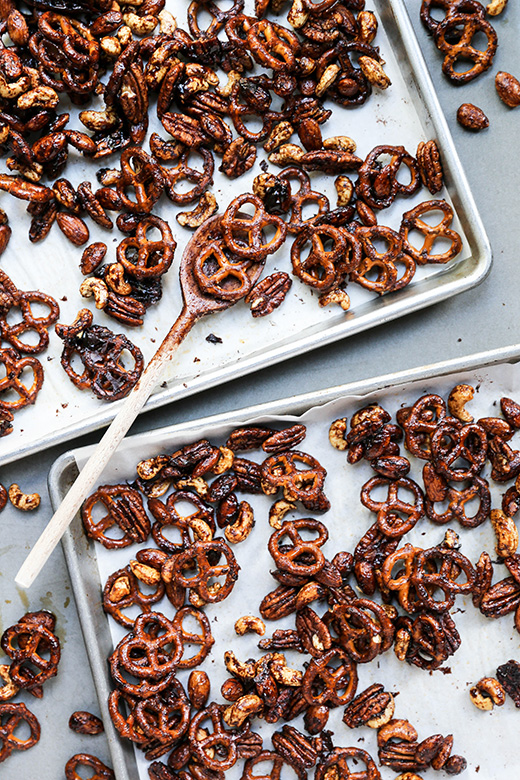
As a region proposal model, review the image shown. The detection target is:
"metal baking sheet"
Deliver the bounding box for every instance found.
[2,0,490,466]
[49,343,520,780]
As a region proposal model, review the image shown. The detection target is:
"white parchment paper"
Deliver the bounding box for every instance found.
[0,0,473,464]
[72,359,520,779]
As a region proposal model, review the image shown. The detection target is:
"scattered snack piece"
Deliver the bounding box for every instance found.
[0,702,40,763]
[495,71,520,107]
[457,103,490,131]
[68,711,104,735]
[8,484,40,511]
[65,753,115,780]
[496,659,520,707]
[469,677,506,710]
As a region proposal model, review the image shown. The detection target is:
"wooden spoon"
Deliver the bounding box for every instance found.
[15,214,266,588]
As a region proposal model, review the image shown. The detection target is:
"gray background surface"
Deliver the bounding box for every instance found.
[1,1,519,777]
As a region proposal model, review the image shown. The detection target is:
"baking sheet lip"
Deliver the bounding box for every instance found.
[9,0,492,468]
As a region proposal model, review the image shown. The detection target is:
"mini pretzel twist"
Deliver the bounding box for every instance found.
[279,167,330,234]
[188,702,241,770]
[430,418,488,481]
[113,612,183,682]
[82,484,150,549]
[247,20,299,71]
[291,225,361,291]
[435,14,498,84]
[64,753,115,780]
[162,148,215,206]
[261,450,330,511]
[1,621,61,692]
[194,237,260,302]
[0,702,40,763]
[221,193,287,261]
[102,563,165,629]
[398,393,447,460]
[0,269,59,355]
[360,476,425,538]
[268,518,328,577]
[117,147,164,214]
[315,746,381,780]
[0,348,44,410]
[350,225,415,295]
[356,145,420,209]
[162,539,240,603]
[327,598,395,663]
[301,647,358,707]
[425,474,491,528]
[188,0,245,38]
[116,215,176,280]
[172,606,215,668]
[400,200,462,265]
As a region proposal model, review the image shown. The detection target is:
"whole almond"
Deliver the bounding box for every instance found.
[495,71,520,108]
[456,103,489,131]
[56,213,90,246]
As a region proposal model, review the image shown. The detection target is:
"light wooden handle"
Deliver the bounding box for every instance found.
[15,307,194,589]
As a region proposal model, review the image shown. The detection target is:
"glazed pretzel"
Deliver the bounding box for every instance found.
[425,474,490,528]
[134,678,190,745]
[194,238,260,302]
[279,168,330,234]
[0,702,40,763]
[0,287,59,355]
[35,12,99,95]
[301,647,358,707]
[430,418,487,481]
[268,518,328,577]
[360,476,425,538]
[189,703,241,770]
[411,548,475,613]
[112,612,183,682]
[0,348,44,410]
[187,0,245,38]
[420,0,486,36]
[102,563,165,629]
[261,450,329,511]
[116,215,176,280]
[400,200,462,265]
[242,750,307,780]
[82,484,150,549]
[109,644,178,700]
[117,147,164,214]
[314,40,377,107]
[1,621,60,692]
[398,393,447,460]
[108,689,146,746]
[291,225,360,292]
[328,598,395,663]
[221,194,287,261]
[247,20,299,72]
[172,605,215,668]
[380,543,422,613]
[435,14,497,84]
[315,747,381,780]
[405,611,460,671]
[162,540,240,603]
[64,753,115,780]
[356,145,420,209]
[149,491,214,554]
[349,226,415,295]
[162,148,214,206]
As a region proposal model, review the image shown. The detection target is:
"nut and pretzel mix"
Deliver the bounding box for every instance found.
[0,0,475,463]
[68,359,520,779]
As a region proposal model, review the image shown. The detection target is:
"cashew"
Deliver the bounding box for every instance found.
[136,455,169,480]
[357,10,378,43]
[394,627,411,661]
[225,501,254,544]
[268,142,303,166]
[186,516,213,543]
[295,581,325,611]
[328,418,348,450]
[176,477,209,497]
[395,775,425,780]
[319,289,351,311]
[6,158,43,182]
[269,498,296,529]
[491,508,518,558]
[79,277,109,310]
[217,70,241,98]
[123,11,158,35]
[224,651,256,680]
[325,137,357,153]
[177,192,218,230]
[17,86,59,110]
[212,446,235,475]
[0,664,19,702]
[158,8,177,34]
[366,694,395,728]
[358,57,391,89]
[315,64,341,97]
[487,0,507,13]
[223,695,263,727]
[105,262,132,295]
[100,35,122,57]
[146,479,171,498]
[287,0,309,28]
[8,483,40,511]
[448,383,475,422]
[270,658,302,687]
[108,575,131,602]
[334,175,354,207]
[469,677,506,710]
[234,616,266,636]
[442,529,461,549]
[129,560,161,586]
[116,24,133,44]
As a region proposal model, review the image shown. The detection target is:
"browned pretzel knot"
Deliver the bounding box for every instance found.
[412,546,476,612]
[108,689,146,746]
[117,147,164,214]
[57,311,144,401]
[349,225,415,295]
[103,562,165,629]
[302,647,358,707]
[1,620,60,692]
[65,753,115,780]
[400,200,462,264]
[0,702,40,763]
[242,750,307,780]
[398,393,447,460]
[134,678,190,749]
[109,646,178,700]
[430,418,487,481]
[173,605,215,668]
[261,450,330,511]
[162,539,240,603]
[356,145,420,210]
[221,194,287,261]
[425,474,490,528]
[0,348,44,410]
[188,0,245,38]
[360,476,425,538]
[327,598,395,663]
[315,747,381,780]
[435,14,497,84]
[314,40,377,107]
[0,270,59,355]
[116,215,176,280]
[381,543,424,613]
[420,0,486,36]
[194,236,261,302]
[188,702,242,770]
[291,225,361,292]
[247,20,299,72]
[34,12,99,95]
[116,612,183,682]
[268,518,328,576]
[278,167,330,234]
[149,491,214,554]
[161,148,214,206]
[82,484,150,549]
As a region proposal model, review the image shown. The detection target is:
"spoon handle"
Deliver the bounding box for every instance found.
[15,305,196,590]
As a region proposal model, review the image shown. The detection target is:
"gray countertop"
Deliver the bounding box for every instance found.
[2,2,519,778]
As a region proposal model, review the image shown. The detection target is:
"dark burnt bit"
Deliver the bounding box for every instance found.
[206,333,223,344]
[496,659,520,707]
